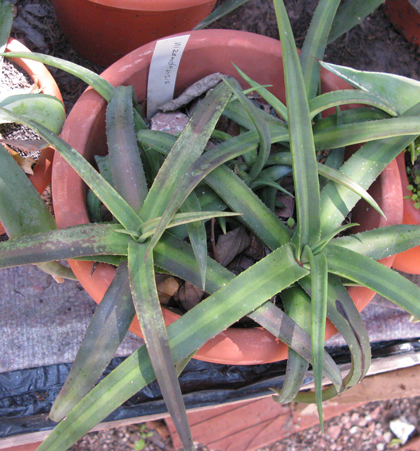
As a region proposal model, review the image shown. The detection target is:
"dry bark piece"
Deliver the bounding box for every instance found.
[150,111,189,135]
[158,73,226,112]
[215,226,251,267]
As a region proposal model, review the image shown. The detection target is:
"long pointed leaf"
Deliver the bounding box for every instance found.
[273,0,320,251]
[106,86,148,213]
[300,0,340,100]
[326,245,420,318]
[0,107,142,232]
[193,0,249,30]
[36,243,308,451]
[128,241,193,451]
[141,81,232,255]
[50,261,135,422]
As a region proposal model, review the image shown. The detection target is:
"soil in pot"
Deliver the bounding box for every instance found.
[52,29,403,366]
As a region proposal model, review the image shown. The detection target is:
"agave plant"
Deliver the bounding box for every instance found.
[2,0,420,450]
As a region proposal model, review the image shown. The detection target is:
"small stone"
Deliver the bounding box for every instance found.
[351,413,360,422]
[327,425,342,441]
[349,426,360,435]
[376,443,385,451]
[370,406,381,420]
[151,111,189,135]
[341,415,351,425]
[383,431,393,443]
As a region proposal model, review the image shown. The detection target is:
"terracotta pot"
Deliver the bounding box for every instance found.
[392,152,420,273]
[0,38,63,236]
[384,0,420,46]
[50,0,217,67]
[52,30,403,365]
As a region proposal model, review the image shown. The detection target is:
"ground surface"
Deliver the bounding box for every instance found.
[6,0,420,450]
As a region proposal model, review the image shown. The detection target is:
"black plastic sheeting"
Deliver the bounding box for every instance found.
[1,339,420,439]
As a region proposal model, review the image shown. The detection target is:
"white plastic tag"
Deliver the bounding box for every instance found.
[146,34,190,118]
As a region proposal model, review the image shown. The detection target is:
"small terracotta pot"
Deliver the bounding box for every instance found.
[384,0,420,46]
[392,152,420,273]
[0,38,63,236]
[52,30,403,365]
[50,0,217,67]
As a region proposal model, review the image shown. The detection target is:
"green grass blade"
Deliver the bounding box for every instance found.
[50,261,135,422]
[106,86,148,213]
[1,51,113,101]
[128,241,193,451]
[141,81,232,255]
[0,107,142,232]
[300,0,340,100]
[36,243,308,451]
[326,245,420,319]
[273,0,320,251]
[328,0,387,43]
[223,77,271,180]
[0,223,131,268]
[303,246,329,428]
[309,90,398,119]
[193,0,249,29]
[0,0,12,73]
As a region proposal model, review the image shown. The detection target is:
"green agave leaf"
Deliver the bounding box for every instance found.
[179,191,209,290]
[248,301,342,393]
[328,0,384,44]
[309,90,398,119]
[139,210,241,240]
[320,61,420,114]
[0,144,56,237]
[270,287,311,404]
[319,101,420,236]
[250,174,294,197]
[128,241,193,451]
[0,223,131,268]
[326,245,420,319]
[0,93,65,134]
[233,64,288,120]
[193,0,249,30]
[205,165,291,250]
[297,274,371,403]
[223,77,271,180]
[1,51,113,101]
[37,243,308,451]
[300,0,340,101]
[141,81,232,256]
[106,86,148,213]
[0,1,13,54]
[331,224,420,260]
[267,152,384,218]
[50,262,135,422]
[273,0,320,252]
[314,115,420,151]
[302,246,329,428]
[0,107,142,232]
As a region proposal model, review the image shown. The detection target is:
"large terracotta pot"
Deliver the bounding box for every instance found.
[52,30,403,365]
[392,152,420,273]
[50,0,217,67]
[384,0,420,47]
[0,38,63,235]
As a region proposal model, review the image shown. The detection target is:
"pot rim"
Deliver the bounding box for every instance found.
[0,38,62,235]
[87,0,215,11]
[52,29,402,365]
